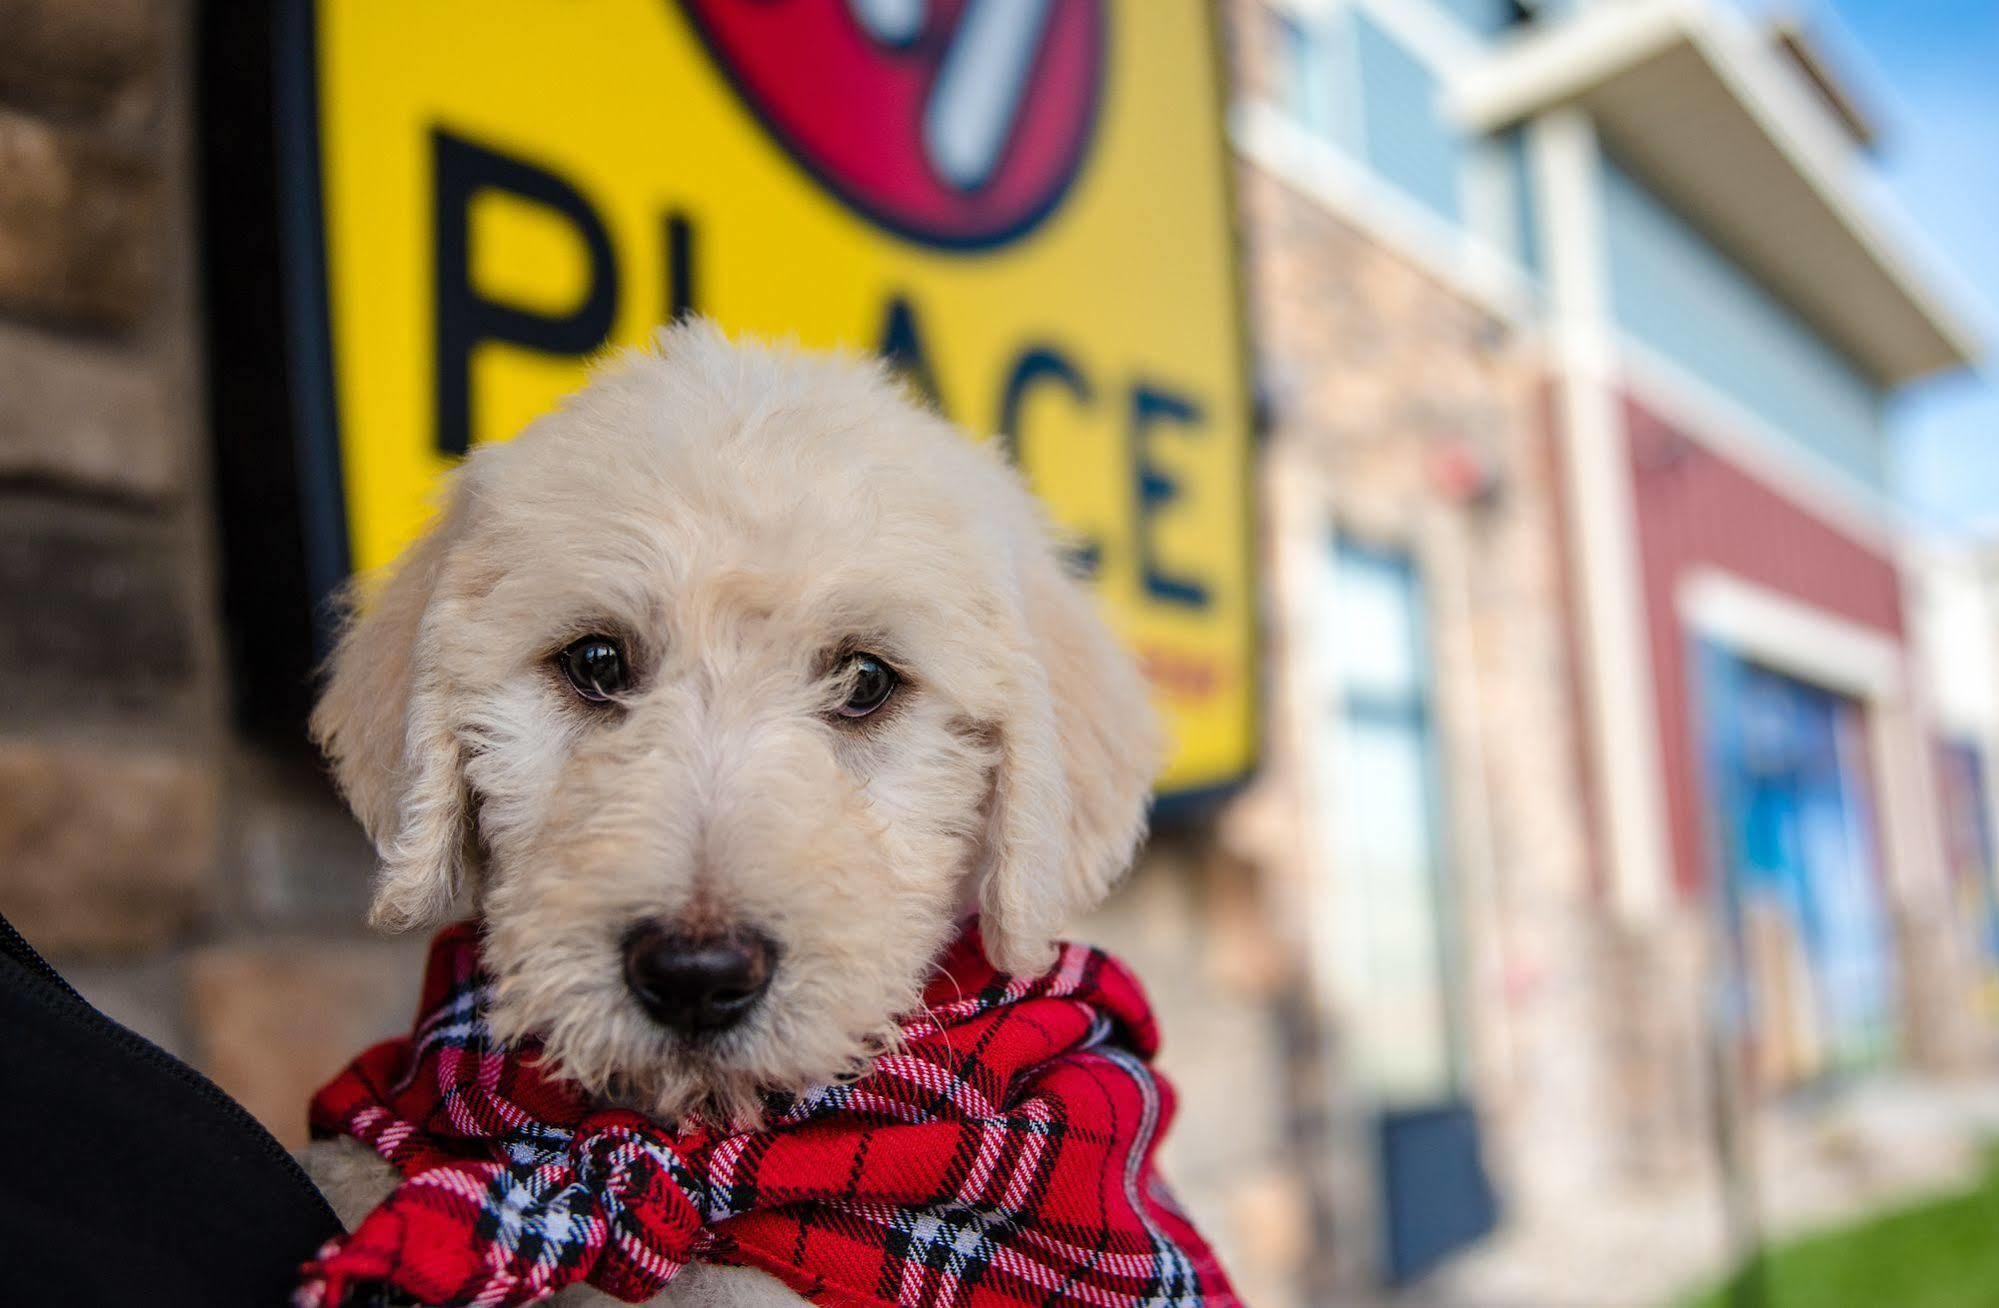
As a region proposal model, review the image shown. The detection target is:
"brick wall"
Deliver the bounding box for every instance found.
[0,0,213,950]
[0,0,419,1149]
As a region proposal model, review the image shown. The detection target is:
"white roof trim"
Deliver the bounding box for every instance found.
[1451,0,1981,384]
[1680,568,1905,700]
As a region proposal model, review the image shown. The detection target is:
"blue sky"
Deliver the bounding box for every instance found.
[1765,1,1999,535]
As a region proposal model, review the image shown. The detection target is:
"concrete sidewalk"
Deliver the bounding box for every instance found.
[1385,1076,1999,1308]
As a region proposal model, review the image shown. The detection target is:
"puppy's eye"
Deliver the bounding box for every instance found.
[557,635,629,703]
[837,653,899,719]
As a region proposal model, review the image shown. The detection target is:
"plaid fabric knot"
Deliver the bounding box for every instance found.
[569,1117,706,1239]
[296,921,1238,1307]
[298,1112,708,1305]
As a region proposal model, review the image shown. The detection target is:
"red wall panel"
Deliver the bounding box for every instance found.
[1622,396,1906,897]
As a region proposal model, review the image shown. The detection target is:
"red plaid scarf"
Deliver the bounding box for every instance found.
[296,922,1237,1307]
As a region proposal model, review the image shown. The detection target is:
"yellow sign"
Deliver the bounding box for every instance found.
[301,0,1255,796]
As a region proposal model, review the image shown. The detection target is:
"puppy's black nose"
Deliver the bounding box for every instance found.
[621,922,775,1036]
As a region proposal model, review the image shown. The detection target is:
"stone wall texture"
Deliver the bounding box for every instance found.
[0,0,417,1156]
[0,0,218,953]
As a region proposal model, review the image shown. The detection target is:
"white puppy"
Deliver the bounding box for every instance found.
[299,322,1160,1306]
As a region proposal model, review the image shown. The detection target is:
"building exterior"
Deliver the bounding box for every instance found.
[0,4,1996,1308]
[1220,0,1999,1301]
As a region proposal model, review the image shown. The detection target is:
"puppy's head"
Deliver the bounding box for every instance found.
[311,322,1159,1122]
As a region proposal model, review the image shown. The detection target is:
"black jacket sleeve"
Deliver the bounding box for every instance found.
[0,911,341,1307]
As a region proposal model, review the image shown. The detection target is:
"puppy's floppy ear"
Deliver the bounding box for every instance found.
[310,475,474,933]
[979,522,1162,976]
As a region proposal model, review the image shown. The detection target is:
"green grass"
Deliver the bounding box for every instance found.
[1684,1149,1999,1308]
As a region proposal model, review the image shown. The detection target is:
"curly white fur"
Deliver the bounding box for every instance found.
[301,324,1161,1304]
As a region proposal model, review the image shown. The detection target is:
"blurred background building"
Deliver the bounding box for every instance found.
[2,2,1996,1305]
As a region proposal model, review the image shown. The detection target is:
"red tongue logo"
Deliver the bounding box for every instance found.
[678,0,1106,248]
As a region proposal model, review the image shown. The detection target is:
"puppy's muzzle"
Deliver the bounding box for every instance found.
[621,921,776,1037]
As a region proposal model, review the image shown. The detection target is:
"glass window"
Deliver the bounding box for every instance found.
[1317,540,1463,1104]
[1271,9,1340,142]
[1351,12,1463,224]
[1329,550,1424,701]
[1600,155,1886,489]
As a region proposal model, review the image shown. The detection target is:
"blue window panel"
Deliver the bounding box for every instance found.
[1270,8,1362,157]
[1352,12,1463,224]
[1272,10,1331,140]
[1600,157,1888,488]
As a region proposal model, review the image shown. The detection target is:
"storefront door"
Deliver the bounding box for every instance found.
[1698,645,1897,1090]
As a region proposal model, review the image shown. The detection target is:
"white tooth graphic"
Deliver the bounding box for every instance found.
[922,0,1055,192]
